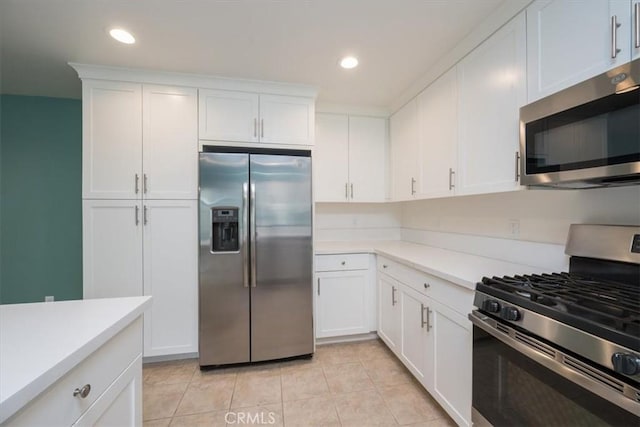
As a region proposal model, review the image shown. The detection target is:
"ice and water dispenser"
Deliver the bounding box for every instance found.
[211,207,240,252]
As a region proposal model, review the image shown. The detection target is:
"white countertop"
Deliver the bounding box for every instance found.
[0,296,151,423]
[315,240,545,290]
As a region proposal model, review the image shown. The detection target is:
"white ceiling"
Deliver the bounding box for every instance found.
[0,0,504,108]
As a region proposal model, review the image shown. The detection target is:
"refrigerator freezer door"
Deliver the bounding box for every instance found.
[249,154,314,361]
[199,152,250,365]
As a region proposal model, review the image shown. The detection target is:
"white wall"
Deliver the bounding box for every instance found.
[315,203,402,241]
[401,186,640,245]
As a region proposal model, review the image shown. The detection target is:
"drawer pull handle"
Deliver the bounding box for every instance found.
[341,261,346,266]
[73,384,91,399]
[424,283,430,289]
[382,264,388,269]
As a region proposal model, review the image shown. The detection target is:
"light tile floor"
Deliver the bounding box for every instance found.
[143,339,456,427]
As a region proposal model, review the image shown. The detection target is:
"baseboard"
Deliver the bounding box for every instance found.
[143,352,198,364]
[315,332,379,345]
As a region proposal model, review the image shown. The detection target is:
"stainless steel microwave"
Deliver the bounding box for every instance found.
[520,59,639,188]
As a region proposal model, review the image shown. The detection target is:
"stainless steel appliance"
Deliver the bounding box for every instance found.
[470,224,640,426]
[199,147,313,366]
[520,59,640,189]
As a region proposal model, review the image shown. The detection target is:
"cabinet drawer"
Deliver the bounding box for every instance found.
[315,254,369,272]
[377,256,473,316]
[8,318,142,426]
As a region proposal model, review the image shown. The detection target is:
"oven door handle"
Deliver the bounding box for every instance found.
[469,310,640,416]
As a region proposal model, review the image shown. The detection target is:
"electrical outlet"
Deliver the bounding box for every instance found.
[509,219,520,237]
[45,296,54,302]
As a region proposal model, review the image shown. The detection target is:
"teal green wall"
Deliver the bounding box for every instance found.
[0,95,82,304]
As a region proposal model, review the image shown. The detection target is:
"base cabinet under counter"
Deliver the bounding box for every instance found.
[377,255,473,427]
[314,253,376,339]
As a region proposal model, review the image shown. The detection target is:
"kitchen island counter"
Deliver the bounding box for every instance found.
[0,296,151,423]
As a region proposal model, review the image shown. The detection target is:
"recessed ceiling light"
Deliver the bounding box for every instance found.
[109,28,136,44]
[340,56,359,69]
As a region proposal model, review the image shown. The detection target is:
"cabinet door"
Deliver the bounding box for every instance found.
[83,200,143,299]
[417,67,457,198]
[429,300,472,427]
[633,0,640,60]
[259,95,315,145]
[378,273,401,352]
[199,89,259,142]
[527,0,631,102]
[143,85,198,200]
[143,200,198,357]
[457,12,526,196]
[73,355,142,427]
[348,116,388,202]
[390,99,420,201]
[399,286,429,385]
[315,270,369,338]
[82,80,142,199]
[314,113,349,202]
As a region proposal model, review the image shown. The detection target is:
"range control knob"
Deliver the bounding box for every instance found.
[482,299,501,313]
[500,306,521,321]
[611,353,640,375]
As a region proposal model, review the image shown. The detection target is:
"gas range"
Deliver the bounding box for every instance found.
[470,224,640,422]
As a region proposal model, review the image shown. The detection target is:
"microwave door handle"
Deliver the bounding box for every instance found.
[250,182,257,288]
[242,183,249,288]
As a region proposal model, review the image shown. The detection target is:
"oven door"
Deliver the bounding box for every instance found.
[470,311,640,426]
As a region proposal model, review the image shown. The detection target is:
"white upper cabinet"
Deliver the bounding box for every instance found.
[314,114,350,202]
[260,95,315,145]
[199,90,315,146]
[143,85,198,200]
[198,90,259,143]
[633,0,640,60]
[390,99,420,201]
[457,12,526,196]
[83,80,198,200]
[417,67,458,199]
[527,0,633,102]
[83,80,142,200]
[348,116,387,202]
[315,113,387,203]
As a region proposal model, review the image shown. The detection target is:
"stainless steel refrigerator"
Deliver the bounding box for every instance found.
[198,148,313,366]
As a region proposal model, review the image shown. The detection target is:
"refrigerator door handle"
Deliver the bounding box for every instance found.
[242,182,249,288]
[250,182,257,288]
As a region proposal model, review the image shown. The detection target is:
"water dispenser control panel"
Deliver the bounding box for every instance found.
[211,207,240,253]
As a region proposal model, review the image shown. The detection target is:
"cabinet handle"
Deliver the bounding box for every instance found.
[135,205,139,226]
[421,304,427,328]
[317,278,320,296]
[448,168,455,190]
[341,261,346,266]
[515,151,521,182]
[143,205,148,225]
[345,183,349,200]
[135,174,139,194]
[633,2,640,49]
[254,118,258,138]
[382,264,388,269]
[426,306,432,331]
[261,119,264,138]
[73,384,91,399]
[391,286,397,306]
[350,183,354,199]
[611,15,622,58]
[143,174,148,194]
[424,283,430,290]
[411,178,416,195]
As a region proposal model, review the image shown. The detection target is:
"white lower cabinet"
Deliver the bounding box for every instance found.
[377,273,401,352]
[83,200,198,357]
[377,256,473,427]
[7,318,143,427]
[314,254,375,339]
